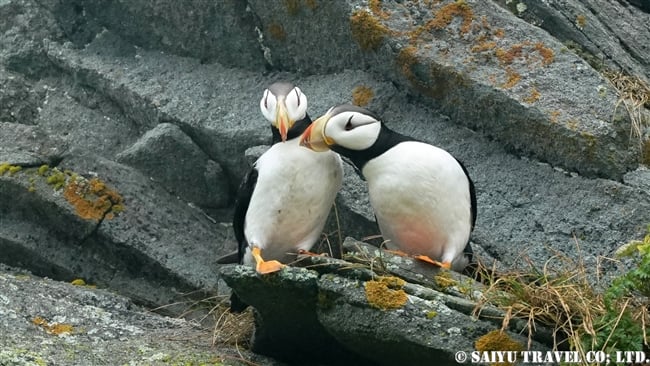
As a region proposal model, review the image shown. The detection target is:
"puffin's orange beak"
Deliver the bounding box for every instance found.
[299,114,334,152]
[275,100,292,142]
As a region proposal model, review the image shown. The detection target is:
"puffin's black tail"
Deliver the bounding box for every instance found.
[228,291,249,313]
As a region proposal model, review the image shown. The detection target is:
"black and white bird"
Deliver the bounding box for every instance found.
[230,82,343,275]
[300,104,476,272]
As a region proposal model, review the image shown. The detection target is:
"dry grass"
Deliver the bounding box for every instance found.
[473,239,649,360]
[603,70,650,147]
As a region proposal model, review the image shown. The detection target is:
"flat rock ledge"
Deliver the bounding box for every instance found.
[220,238,551,366]
[0,264,278,366]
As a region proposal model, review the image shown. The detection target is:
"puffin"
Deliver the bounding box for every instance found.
[299,104,476,272]
[230,82,343,276]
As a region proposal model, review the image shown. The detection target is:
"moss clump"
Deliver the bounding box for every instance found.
[434,270,457,289]
[37,164,49,176]
[352,85,374,107]
[45,168,67,190]
[268,22,287,41]
[365,276,408,310]
[426,310,438,319]
[63,177,123,221]
[350,10,389,51]
[32,316,74,336]
[475,330,523,366]
[471,41,497,53]
[0,163,22,176]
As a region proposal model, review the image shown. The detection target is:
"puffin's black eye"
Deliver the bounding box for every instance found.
[345,115,354,131]
[264,91,269,109]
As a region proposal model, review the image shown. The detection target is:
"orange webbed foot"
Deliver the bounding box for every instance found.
[414,255,452,269]
[251,247,285,274]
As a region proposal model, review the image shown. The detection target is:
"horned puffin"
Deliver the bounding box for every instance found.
[231,82,343,276]
[300,104,476,272]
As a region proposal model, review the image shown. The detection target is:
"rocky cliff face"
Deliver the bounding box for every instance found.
[1,0,649,364]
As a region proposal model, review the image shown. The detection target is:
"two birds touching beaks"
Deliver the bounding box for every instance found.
[220,81,477,311]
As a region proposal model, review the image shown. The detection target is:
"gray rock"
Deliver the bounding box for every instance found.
[0,121,65,166]
[0,264,279,366]
[0,152,236,309]
[49,0,265,70]
[221,255,549,366]
[117,123,230,208]
[497,0,650,84]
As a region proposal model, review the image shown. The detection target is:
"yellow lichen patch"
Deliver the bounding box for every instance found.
[352,85,375,107]
[37,164,49,176]
[0,162,10,175]
[434,270,457,289]
[524,87,541,103]
[502,67,521,89]
[9,165,22,175]
[268,22,287,41]
[369,0,390,20]
[350,10,390,51]
[63,177,123,221]
[426,310,438,319]
[475,330,523,366]
[428,0,474,35]
[32,316,74,336]
[576,14,587,29]
[71,278,97,288]
[377,275,406,288]
[533,42,554,66]
[549,110,561,124]
[45,168,67,190]
[365,276,408,310]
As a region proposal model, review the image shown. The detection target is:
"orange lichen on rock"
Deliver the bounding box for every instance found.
[63,177,123,221]
[475,330,524,366]
[32,316,74,335]
[495,44,524,66]
[471,41,497,53]
[369,0,390,20]
[365,276,408,310]
[502,67,521,89]
[350,10,390,51]
[524,87,541,103]
[352,85,375,107]
[268,22,287,40]
[428,0,474,35]
[533,42,555,66]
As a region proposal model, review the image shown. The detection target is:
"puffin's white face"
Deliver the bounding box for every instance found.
[260,84,308,141]
[300,106,381,152]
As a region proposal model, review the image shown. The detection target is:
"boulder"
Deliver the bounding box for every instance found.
[117,123,230,209]
[221,239,551,365]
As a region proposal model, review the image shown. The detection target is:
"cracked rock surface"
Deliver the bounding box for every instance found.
[1,0,650,364]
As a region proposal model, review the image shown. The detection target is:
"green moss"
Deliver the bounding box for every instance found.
[46,168,67,190]
[8,165,21,175]
[426,310,438,319]
[37,164,49,176]
[475,330,524,366]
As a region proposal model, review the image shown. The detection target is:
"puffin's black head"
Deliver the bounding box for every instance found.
[300,104,408,168]
[260,81,308,142]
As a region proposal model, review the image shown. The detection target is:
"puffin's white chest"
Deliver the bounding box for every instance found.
[362,141,472,262]
[244,139,343,262]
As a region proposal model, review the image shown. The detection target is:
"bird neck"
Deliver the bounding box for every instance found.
[271,114,312,144]
[332,124,413,170]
